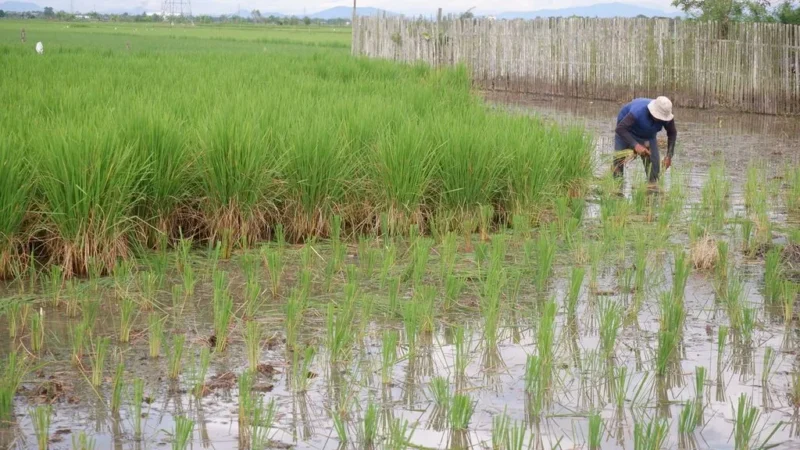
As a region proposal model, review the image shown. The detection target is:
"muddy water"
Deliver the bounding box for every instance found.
[1,97,800,450]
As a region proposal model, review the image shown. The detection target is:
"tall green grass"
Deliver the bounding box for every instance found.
[0,37,592,272]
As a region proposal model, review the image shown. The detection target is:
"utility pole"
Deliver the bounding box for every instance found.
[351,0,356,55]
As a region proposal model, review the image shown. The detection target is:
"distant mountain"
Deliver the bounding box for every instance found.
[0,1,41,12]
[497,3,682,19]
[309,6,397,20]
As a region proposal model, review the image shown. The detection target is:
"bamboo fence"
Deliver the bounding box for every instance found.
[353,15,800,115]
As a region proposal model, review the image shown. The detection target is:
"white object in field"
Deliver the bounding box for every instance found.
[35,42,43,54]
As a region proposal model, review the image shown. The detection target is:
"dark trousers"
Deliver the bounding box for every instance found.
[612,134,660,183]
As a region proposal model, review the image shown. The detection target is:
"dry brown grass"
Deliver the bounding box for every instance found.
[691,235,719,271]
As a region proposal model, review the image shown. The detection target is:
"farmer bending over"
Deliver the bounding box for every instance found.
[612,96,677,184]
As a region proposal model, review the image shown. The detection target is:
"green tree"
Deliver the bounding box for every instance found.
[671,0,770,23]
[0,10,6,17]
[303,16,311,25]
[775,0,800,23]
[43,6,55,18]
[252,9,262,22]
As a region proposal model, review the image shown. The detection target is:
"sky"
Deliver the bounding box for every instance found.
[34,0,680,16]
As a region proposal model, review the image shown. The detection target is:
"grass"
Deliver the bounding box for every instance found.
[30,404,52,450]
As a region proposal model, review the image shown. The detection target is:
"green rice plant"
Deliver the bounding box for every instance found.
[656,293,684,377]
[176,237,193,273]
[430,376,450,408]
[193,347,211,398]
[251,397,278,450]
[71,431,96,450]
[732,394,781,450]
[245,320,263,374]
[386,417,414,450]
[111,361,124,415]
[0,133,33,280]
[449,393,474,431]
[741,220,754,255]
[69,322,86,365]
[764,248,782,305]
[701,162,730,230]
[261,246,283,298]
[725,273,747,335]
[414,284,437,334]
[65,284,80,318]
[30,404,52,450]
[440,232,458,281]
[614,366,629,409]
[326,293,358,364]
[212,271,234,352]
[672,250,691,304]
[444,272,464,311]
[81,299,99,331]
[131,378,145,440]
[168,334,185,380]
[718,325,729,363]
[588,412,603,450]
[171,284,185,315]
[172,416,194,450]
[492,412,509,450]
[791,370,800,407]
[481,264,505,350]
[139,271,161,312]
[633,417,669,450]
[148,313,164,358]
[505,418,527,450]
[285,287,308,351]
[524,354,544,417]
[380,243,396,287]
[196,115,281,253]
[332,411,348,445]
[633,238,648,295]
[785,165,800,211]
[0,351,27,425]
[410,237,432,287]
[46,265,64,306]
[715,240,729,292]
[535,229,556,292]
[238,371,255,430]
[87,335,109,387]
[678,401,699,434]
[762,347,778,389]
[291,345,316,393]
[7,301,20,340]
[362,400,379,447]
[536,300,557,392]
[598,299,623,358]
[741,306,757,346]
[119,297,136,344]
[182,263,196,298]
[381,330,398,385]
[695,366,707,425]
[782,281,798,329]
[30,308,44,354]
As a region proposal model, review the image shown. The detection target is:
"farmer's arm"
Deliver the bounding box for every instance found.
[665,120,677,159]
[615,113,639,149]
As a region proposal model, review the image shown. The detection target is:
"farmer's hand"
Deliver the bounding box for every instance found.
[634,144,650,157]
[663,157,672,170]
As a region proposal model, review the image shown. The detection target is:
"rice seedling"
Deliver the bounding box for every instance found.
[614,366,629,409]
[71,431,96,450]
[535,229,556,293]
[678,401,699,434]
[291,345,316,393]
[782,281,798,329]
[695,366,707,425]
[656,293,684,377]
[70,322,86,365]
[701,162,730,230]
[172,416,194,450]
[785,165,800,211]
[139,270,161,311]
[111,361,124,414]
[251,397,278,450]
[193,347,211,398]
[45,265,64,306]
[430,376,450,409]
[261,246,284,298]
[168,334,186,380]
[285,288,308,351]
[633,417,669,450]
[132,378,145,440]
[762,347,778,390]
[65,283,80,318]
[725,273,747,336]
[182,262,196,298]
[764,248,782,305]
[444,272,464,311]
[633,237,648,295]
[30,404,52,450]
[536,300,557,392]
[30,308,44,354]
[732,394,781,450]
[386,417,415,450]
[245,320,262,374]
[410,237,432,287]
[718,325,729,364]
[212,271,234,352]
[380,243,396,287]
[238,370,255,431]
[148,313,164,358]
[90,336,110,387]
[589,412,603,450]
[505,418,527,450]
[361,400,379,447]
[381,330,398,385]
[326,292,358,365]
[7,301,20,340]
[481,264,505,351]
[672,250,691,303]
[119,297,136,344]
[598,299,623,358]
[741,220,754,255]
[715,240,729,293]
[171,284,185,315]
[0,351,27,425]
[440,232,458,280]
[449,393,474,430]
[492,412,509,450]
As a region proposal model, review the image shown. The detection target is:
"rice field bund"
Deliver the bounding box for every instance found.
[1,20,800,450]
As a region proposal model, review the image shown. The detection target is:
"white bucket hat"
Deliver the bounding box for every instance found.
[648,96,674,122]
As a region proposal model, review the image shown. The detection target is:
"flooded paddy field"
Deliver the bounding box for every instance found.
[1,141,800,450]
